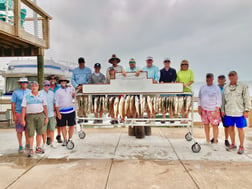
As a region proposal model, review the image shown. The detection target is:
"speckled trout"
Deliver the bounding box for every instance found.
[119,96,125,120]
[135,96,140,117]
[113,97,119,119]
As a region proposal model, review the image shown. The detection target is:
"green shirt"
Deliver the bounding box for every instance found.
[176,69,194,92]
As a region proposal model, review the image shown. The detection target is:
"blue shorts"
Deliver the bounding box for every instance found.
[224,115,247,128]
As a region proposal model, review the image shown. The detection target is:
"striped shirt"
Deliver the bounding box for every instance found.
[21,91,47,114]
[55,87,75,114]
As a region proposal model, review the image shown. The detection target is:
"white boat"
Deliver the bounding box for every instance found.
[1,59,73,94]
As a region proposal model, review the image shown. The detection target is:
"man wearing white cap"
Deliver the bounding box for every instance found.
[140,56,160,83]
[11,78,31,153]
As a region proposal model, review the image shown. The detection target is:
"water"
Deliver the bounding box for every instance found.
[192,81,252,97]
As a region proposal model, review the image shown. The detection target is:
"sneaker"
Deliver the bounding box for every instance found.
[210,138,218,144]
[35,146,45,154]
[110,120,115,125]
[203,141,211,145]
[225,140,230,147]
[56,135,63,143]
[50,142,57,149]
[226,144,237,151]
[27,149,33,157]
[160,120,166,124]
[18,146,24,153]
[237,145,244,154]
[46,137,51,145]
[25,144,29,150]
[62,139,68,146]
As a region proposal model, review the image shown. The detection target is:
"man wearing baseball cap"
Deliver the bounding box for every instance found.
[71,57,92,91]
[11,77,31,153]
[88,63,106,123]
[126,58,140,73]
[21,81,48,157]
[141,56,160,83]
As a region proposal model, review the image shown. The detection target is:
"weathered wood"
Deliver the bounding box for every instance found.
[42,18,49,48]
[37,53,44,89]
[128,126,135,136]
[144,126,152,136]
[135,126,145,139]
[14,0,21,36]
[249,109,252,127]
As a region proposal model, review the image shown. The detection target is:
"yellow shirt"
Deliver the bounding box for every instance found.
[176,69,194,92]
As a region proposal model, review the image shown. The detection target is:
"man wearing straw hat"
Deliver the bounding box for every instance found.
[11,77,30,153]
[55,76,76,146]
[106,54,126,78]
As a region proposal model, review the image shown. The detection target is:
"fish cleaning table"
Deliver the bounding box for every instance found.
[72,72,201,153]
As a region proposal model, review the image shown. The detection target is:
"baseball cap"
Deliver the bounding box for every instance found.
[164,57,171,62]
[228,71,237,76]
[30,81,39,85]
[43,80,50,86]
[206,73,214,78]
[218,75,225,79]
[78,57,85,63]
[146,56,153,61]
[94,63,101,68]
[129,58,136,64]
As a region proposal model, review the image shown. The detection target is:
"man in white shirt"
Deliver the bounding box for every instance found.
[198,73,222,149]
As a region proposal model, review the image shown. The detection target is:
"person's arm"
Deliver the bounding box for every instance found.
[86,68,92,83]
[55,107,61,120]
[71,71,78,88]
[20,107,26,126]
[172,69,177,83]
[242,85,251,118]
[88,74,92,84]
[11,102,16,122]
[198,88,202,115]
[153,68,160,83]
[221,90,226,117]
[102,74,106,83]
[43,105,49,125]
[159,70,163,83]
[184,70,194,87]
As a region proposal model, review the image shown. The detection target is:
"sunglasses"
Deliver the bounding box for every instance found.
[181,64,188,66]
[164,61,170,63]
[129,61,135,64]
[20,82,28,84]
[50,78,56,80]
[44,84,50,87]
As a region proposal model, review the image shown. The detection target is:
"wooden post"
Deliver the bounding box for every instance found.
[37,49,44,90]
[135,126,145,139]
[248,109,252,127]
[14,0,21,36]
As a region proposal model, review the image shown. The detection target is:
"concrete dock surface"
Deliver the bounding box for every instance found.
[0,127,252,189]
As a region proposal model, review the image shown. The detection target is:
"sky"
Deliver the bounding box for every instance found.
[5,0,252,81]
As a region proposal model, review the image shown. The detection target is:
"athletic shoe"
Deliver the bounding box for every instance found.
[160,120,166,124]
[62,139,68,146]
[56,135,63,143]
[46,137,51,145]
[25,144,29,150]
[210,138,218,143]
[50,142,57,149]
[237,145,244,155]
[27,149,33,157]
[18,146,24,153]
[110,120,115,125]
[203,141,211,145]
[226,144,237,151]
[225,140,230,147]
[35,147,45,154]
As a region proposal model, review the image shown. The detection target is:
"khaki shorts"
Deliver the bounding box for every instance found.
[45,117,56,131]
[26,113,45,137]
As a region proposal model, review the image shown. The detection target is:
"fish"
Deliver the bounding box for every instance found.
[83,96,88,116]
[124,95,131,117]
[98,96,104,113]
[113,97,119,119]
[94,97,99,113]
[147,96,153,115]
[135,96,140,118]
[103,97,109,114]
[173,96,179,115]
[158,97,162,113]
[140,96,146,117]
[87,95,92,114]
[119,96,125,120]
[178,96,184,115]
[129,96,135,116]
[108,96,115,117]
[161,96,167,114]
[184,96,192,114]
[167,96,173,114]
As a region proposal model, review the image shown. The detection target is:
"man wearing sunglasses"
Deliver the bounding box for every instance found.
[11,78,31,153]
[40,80,56,149]
[221,71,251,154]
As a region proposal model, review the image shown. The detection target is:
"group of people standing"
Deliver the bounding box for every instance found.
[11,53,250,157]
[198,71,250,154]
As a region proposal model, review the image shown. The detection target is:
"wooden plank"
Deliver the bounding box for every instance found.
[42,18,49,48]
[14,0,21,36]
[21,0,52,19]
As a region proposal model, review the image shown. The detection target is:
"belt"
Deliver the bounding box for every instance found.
[27,112,43,115]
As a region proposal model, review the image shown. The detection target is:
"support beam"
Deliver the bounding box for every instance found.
[37,51,44,89]
[14,0,21,36]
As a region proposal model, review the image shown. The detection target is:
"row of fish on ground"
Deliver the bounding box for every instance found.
[76,95,192,120]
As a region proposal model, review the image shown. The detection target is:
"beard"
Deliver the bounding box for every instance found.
[51,81,55,85]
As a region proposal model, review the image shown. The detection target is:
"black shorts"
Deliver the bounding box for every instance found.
[57,111,76,127]
[220,109,228,127]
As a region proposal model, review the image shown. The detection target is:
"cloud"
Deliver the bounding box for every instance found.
[38,0,252,80]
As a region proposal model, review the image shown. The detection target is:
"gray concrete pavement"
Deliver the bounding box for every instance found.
[0,127,252,189]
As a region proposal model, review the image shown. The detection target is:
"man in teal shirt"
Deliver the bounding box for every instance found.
[140,56,160,83]
[126,58,140,73]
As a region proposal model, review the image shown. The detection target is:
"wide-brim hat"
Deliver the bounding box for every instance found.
[58,76,69,83]
[109,54,120,64]
[18,77,29,83]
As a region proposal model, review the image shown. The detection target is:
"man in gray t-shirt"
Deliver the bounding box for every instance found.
[88,63,106,123]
